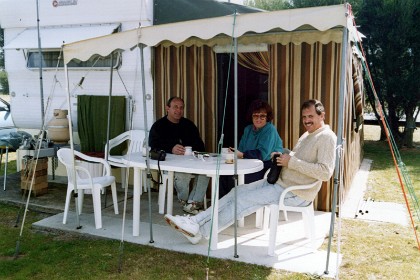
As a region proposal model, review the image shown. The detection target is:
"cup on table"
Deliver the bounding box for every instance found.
[225,153,234,164]
[184,146,192,156]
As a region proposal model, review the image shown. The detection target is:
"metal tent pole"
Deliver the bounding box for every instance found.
[103,53,115,207]
[324,25,348,275]
[139,44,154,243]
[233,35,239,258]
[36,0,45,127]
[64,63,81,229]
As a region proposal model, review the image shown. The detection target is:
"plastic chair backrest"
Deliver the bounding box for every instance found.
[105,130,146,159]
[57,148,79,185]
[126,130,146,154]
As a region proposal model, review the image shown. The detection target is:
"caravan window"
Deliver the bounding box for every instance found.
[26,50,121,69]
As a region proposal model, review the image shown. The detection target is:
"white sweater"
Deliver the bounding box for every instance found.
[276,125,337,201]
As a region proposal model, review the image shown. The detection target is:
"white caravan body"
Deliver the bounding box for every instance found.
[1,0,154,132]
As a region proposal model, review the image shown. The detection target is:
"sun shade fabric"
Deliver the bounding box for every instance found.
[154,45,217,152]
[63,4,349,64]
[153,0,261,25]
[3,23,120,50]
[77,95,126,154]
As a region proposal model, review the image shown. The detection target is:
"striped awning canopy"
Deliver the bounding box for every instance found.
[63,4,356,64]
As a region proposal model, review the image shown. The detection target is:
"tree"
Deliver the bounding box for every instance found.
[0,27,9,94]
[357,0,419,147]
[243,0,290,10]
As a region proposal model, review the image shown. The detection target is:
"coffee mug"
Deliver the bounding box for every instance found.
[184,146,192,156]
[221,147,229,154]
[225,153,234,164]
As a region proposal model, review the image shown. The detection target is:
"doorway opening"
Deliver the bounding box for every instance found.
[216,53,268,148]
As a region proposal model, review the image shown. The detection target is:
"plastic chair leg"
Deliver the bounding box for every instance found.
[158,172,168,214]
[255,207,264,228]
[120,168,127,189]
[238,217,245,227]
[63,187,73,224]
[77,189,84,214]
[91,187,102,229]
[110,182,119,214]
[268,204,280,256]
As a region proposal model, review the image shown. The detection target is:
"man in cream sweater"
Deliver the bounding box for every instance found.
[164,99,337,244]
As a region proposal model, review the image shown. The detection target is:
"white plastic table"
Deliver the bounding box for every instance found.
[122,152,263,250]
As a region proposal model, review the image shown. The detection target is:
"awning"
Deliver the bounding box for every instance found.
[63,4,350,64]
[3,23,120,50]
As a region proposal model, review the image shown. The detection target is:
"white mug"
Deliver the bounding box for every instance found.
[184,146,192,156]
[225,153,234,164]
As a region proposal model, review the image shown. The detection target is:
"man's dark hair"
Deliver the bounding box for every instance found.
[246,99,274,122]
[301,99,325,115]
[166,96,184,107]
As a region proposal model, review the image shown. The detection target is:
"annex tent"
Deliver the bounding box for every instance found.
[62,3,364,213]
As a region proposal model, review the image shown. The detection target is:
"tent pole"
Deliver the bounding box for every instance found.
[105,53,114,162]
[35,0,45,127]
[64,63,81,229]
[324,25,348,275]
[139,44,154,243]
[103,53,115,207]
[233,35,239,258]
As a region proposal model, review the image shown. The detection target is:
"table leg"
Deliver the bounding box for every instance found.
[237,175,245,227]
[166,171,174,215]
[210,174,245,249]
[3,147,8,191]
[210,175,219,250]
[133,167,142,236]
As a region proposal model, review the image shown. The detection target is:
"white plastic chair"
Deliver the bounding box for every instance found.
[58,148,119,229]
[104,130,146,190]
[265,180,321,256]
[105,130,169,213]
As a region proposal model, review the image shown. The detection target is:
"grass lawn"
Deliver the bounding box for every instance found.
[0,125,419,279]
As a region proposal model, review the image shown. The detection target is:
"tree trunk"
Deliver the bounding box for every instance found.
[403,113,416,148]
[387,103,403,146]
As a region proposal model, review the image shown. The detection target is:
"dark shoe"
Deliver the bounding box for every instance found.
[183,202,203,215]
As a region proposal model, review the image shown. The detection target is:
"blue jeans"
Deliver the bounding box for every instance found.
[174,172,210,203]
[192,178,309,238]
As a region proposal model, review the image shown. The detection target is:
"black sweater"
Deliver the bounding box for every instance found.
[149,116,205,153]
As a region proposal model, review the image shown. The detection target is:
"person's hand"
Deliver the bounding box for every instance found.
[172,144,185,155]
[229,147,244,159]
[277,153,291,167]
[271,151,281,158]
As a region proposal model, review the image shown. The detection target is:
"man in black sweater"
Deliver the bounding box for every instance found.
[149,97,209,214]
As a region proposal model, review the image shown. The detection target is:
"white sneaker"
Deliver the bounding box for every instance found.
[182,231,202,244]
[164,214,199,237]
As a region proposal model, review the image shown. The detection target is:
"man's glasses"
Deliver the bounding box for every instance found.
[252,113,267,120]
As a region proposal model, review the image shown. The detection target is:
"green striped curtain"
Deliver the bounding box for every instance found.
[77,95,126,154]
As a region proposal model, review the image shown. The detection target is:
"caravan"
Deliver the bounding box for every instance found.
[1,0,154,133]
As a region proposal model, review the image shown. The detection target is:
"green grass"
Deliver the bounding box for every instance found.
[0,125,419,279]
[0,203,307,280]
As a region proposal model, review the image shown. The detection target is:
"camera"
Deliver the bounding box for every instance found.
[150,149,166,161]
[267,153,282,184]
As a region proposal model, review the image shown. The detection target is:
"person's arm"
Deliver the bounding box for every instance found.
[286,133,336,181]
[240,125,283,161]
[181,119,205,151]
[149,120,177,153]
